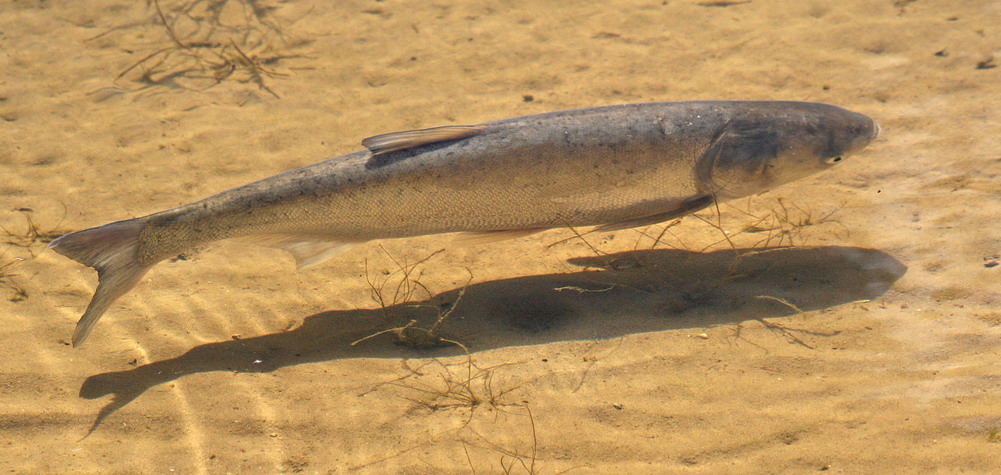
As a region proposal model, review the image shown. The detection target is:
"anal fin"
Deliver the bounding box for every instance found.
[255,235,362,269]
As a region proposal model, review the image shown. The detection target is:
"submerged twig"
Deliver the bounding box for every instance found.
[105,0,312,98]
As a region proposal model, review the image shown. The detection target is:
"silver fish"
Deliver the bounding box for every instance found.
[49,101,879,346]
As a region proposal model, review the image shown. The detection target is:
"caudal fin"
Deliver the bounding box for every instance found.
[48,219,152,347]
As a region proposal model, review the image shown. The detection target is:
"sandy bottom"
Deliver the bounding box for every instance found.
[2,0,1000,473]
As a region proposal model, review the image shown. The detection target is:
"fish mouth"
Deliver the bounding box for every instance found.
[871,118,881,140]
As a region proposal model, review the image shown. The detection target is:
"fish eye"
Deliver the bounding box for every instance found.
[824,155,844,165]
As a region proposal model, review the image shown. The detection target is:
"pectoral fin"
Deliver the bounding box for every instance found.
[596,195,714,232]
[362,125,487,155]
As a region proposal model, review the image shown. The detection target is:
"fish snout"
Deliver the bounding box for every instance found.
[843,112,880,156]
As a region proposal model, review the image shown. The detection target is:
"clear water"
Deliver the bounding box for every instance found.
[1,0,999,472]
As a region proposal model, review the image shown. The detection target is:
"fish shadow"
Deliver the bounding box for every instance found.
[79,246,905,433]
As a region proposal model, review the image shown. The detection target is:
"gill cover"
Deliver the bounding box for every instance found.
[697,123,782,198]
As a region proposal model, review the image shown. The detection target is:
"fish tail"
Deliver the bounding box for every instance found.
[48,218,152,347]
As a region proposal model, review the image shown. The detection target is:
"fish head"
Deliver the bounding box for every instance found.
[700,103,879,199]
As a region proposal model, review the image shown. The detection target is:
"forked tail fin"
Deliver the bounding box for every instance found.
[48,219,152,347]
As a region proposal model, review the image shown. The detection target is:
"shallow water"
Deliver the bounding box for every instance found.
[2,0,1000,473]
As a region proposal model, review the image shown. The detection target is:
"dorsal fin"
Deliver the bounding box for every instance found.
[362,125,487,155]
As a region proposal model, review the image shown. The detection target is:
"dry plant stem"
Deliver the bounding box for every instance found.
[545,224,607,252]
[728,296,841,349]
[647,218,684,250]
[383,246,440,308]
[460,405,541,474]
[353,248,474,350]
[154,0,185,48]
[621,219,689,251]
[725,197,847,248]
[1,208,65,301]
[572,339,625,393]
[356,359,438,397]
[363,247,443,316]
[427,281,469,338]
[113,0,306,97]
[0,256,28,302]
[1,208,66,255]
[746,318,841,350]
[755,295,805,313]
[657,196,844,348]
[462,441,478,475]
[526,405,538,475]
[552,226,610,265]
[386,358,523,429]
[553,285,615,293]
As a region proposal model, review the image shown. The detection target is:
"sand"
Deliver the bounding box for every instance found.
[1,0,1000,473]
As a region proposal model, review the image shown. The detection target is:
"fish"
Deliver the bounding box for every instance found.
[49,101,880,347]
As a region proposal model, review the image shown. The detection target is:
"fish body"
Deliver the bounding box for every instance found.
[50,101,879,346]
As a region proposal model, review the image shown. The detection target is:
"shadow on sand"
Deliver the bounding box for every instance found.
[79,246,906,432]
